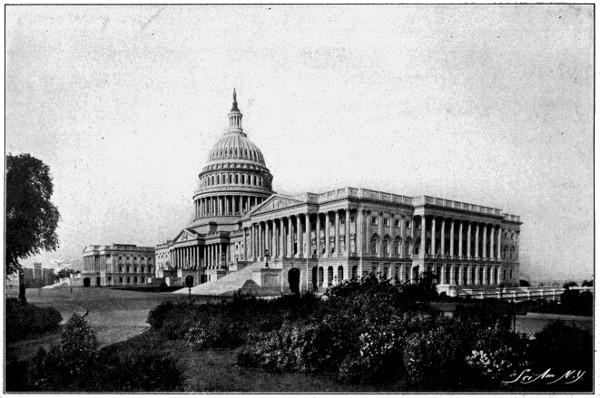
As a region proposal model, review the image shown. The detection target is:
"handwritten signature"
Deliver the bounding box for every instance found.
[503,368,586,385]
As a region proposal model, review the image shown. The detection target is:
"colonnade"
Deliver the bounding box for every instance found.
[243,209,356,261]
[169,243,231,270]
[195,195,264,218]
[415,215,518,261]
[433,263,515,286]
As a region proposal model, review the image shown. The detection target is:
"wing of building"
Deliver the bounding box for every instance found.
[153,91,522,297]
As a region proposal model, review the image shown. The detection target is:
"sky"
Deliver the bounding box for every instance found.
[5,5,593,282]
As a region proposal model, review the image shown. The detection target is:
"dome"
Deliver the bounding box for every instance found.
[207,132,265,165]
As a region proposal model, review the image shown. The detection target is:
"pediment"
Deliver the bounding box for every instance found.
[173,229,199,243]
[250,195,304,215]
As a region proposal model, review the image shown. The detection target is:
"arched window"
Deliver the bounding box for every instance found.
[370,234,380,254]
[216,175,220,184]
[394,236,402,256]
[235,174,239,184]
[382,235,391,256]
[253,176,257,185]
[229,174,232,184]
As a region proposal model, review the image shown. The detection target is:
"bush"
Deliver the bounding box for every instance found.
[403,325,465,387]
[530,320,592,370]
[465,328,531,383]
[6,298,62,342]
[186,315,244,350]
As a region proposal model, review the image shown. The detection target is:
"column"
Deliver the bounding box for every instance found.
[475,223,480,259]
[400,264,406,282]
[515,232,520,260]
[345,210,351,254]
[466,222,471,259]
[483,224,487,259]
[497,227,502,260]
[279,219,285,259]
[490,226,495,260]
[357,210,364,255]
[274,219,280,258]
[458,265,463,286]
[377,211,383,256]
[431,217,436,257]
[467,265,472,285]
[450,219,455,257]
[335,210,341,256]
[441,265,447,285]
[441,218,446,257]
[265,221,271,258]
[288,217,293,257]
[296,215,303,258]
[365,211,371,252]
[316,214,322,257]
[305,213,312,258]
[420,216,426,257]
[325,212,331,257]
[450,265,455,285]
[216,243,221,268]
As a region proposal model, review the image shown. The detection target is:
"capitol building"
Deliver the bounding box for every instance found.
[156,91,522,296]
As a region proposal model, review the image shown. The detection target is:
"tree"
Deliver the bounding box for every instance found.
[581,280,593,287]
[519,279,530,287]
[55,268,80,280]
[6,154,60,302]
[562,281,578,290]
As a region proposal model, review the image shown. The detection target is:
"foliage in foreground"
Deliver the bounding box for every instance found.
[6,297,62,343]
[6,313,183,392]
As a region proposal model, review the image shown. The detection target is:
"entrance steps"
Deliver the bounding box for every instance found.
[173,262,281,297]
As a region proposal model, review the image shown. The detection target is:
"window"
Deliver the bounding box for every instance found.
[120,277,123,283]
[372,217,377,225]
[406,221,411,229]
[384,218,390,226]
[395,219,401,227]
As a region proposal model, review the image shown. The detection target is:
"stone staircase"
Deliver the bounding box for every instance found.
[173,262,281,297]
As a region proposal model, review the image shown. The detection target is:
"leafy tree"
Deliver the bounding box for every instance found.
[55,268,80,280]
[6,153,60,302]
[562,281,578,290]
[518,279,530,287]
[581,280,593,287]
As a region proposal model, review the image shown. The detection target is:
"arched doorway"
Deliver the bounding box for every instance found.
[352,265,358,279]
[288,268,300,294]
[337,266,344,284]
[327,266,334,286]
[312,267,318,291]
[83,278,91,287]
[318,267,324,288]
[96,277,101,287]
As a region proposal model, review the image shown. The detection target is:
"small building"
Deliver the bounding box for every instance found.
[81,244,155,287]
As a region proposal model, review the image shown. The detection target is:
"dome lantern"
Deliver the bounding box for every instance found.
[228,88,243,133]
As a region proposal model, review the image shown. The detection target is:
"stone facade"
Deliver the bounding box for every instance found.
[81,244,155,287]
[158,91,522,295]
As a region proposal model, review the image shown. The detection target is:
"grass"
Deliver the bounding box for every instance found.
[117,331,407,393]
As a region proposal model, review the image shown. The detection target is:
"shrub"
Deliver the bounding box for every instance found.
[6,298,62,342]
[186,316,244,350]
[465,328,531,383]
[530,320,592,370]
[338,312,437,384]
[403,325,465,387]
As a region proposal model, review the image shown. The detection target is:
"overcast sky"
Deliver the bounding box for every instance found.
[6,5,593,282]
